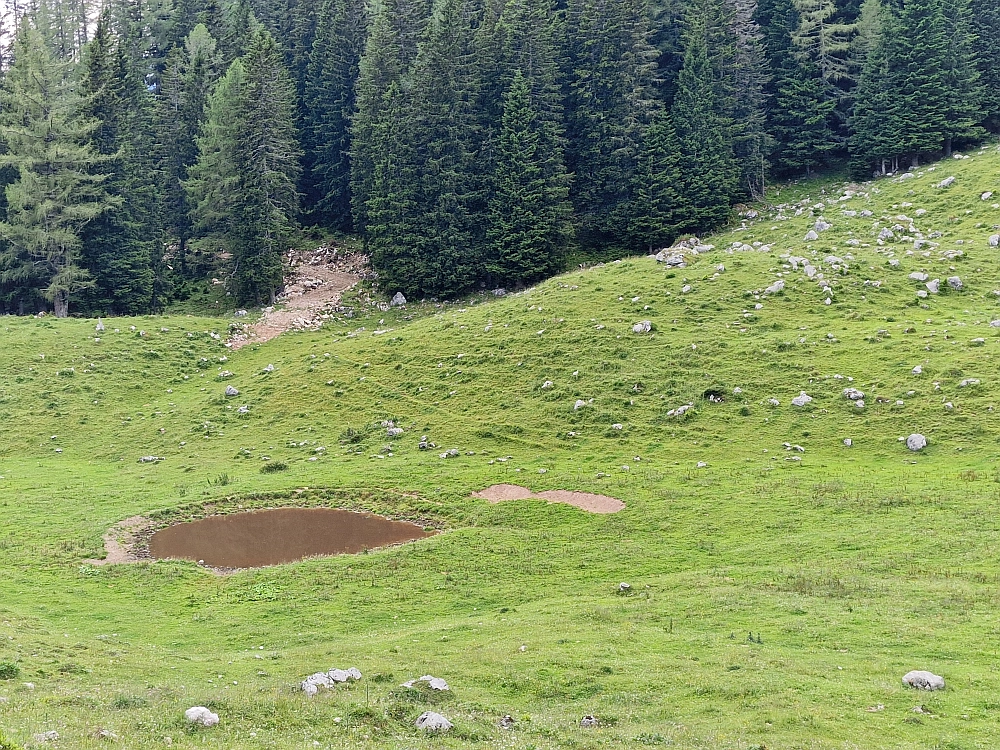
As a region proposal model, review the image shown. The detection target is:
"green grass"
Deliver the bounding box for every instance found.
[1,145,1000,748]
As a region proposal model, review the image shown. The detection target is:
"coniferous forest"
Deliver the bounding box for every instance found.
[0,0,997,315]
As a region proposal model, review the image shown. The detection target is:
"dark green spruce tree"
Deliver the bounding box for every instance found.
[302,0,367,228]
[971,0,1000,131]
[369,0,479,297]
[486,70,572,285]
[78,10,156,315]
[564,0,659,252]
[670,12,738,234]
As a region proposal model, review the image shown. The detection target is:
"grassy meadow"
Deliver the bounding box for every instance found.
[2,145,1000,749]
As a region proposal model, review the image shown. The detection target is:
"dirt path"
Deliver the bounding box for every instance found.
[473,484,625,514]
[229,246,367,350]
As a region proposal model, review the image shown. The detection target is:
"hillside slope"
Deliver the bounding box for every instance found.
[1,146,1000,748]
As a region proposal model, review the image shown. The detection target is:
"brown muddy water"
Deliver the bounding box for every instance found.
[148,508,433,568]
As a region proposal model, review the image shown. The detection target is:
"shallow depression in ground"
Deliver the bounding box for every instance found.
[147,508,433,568]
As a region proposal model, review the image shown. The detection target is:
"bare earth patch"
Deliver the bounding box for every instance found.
[473,484,625,514]
[229,246,367,350]
[85,516,151,565]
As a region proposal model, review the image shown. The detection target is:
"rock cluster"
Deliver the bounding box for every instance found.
[301,667,362,697]
[185,707,220,727]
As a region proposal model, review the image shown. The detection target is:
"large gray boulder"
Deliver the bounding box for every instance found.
[906,434,927,452]
[224,385,239,397]
[925,279,940,294]
[903,670,944,691]
[184,707,220,727]
[947,276,963,290]
[415,711,453,731]
[990,235,1000,248]
[390,292,407,307]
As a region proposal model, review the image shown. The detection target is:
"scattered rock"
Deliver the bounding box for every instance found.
[906,434,928,452]
[580,715,600,728]
[989,234,1000,247]
[764,280,785,295]
[618,582,631,594]
[912,365,923,374]
[844,439,853,447]
[982,192,993,201]
[903,670,944,691]
[947,276,963,290]
[439,449,460,459]
[403,675,450,691]
[908,272,928,282]
[184,707,220,727]
[843,388,864,401]
[387,426,404,438]
[814,219,832,232]
[95,729,118,740]
[499,715,516,730]
[263,364,275,373]
[34,731,59,742]
[235,309,248,318]
[667,403,694,418]
[804,230,819,242]
[137,456,164,464]
[959,378,981,387]
[541,380,554,389]
[418,436,436,451]
[415,711,452,732]
[632,321,652,334]
[224,385,239,397]
[574,400,588,411]
[791,392,813,407]
[936,176,956,188]
[237,405,250,415]
[925,279,940,294]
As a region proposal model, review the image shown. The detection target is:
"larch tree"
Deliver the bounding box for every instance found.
[0,22,119,318]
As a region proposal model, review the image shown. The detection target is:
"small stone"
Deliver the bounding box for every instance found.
[632,321,652,334]
[903,670,944,691]
[804,230,819,241]
[387,426,404,438]
[947,276,963,290]
[34,731,59,742]
[926,279,940,294]
[499,715,516,730]
[415,711,452,731]
[906,434,928,452]
[844,439,853,447]
[580,715,600,728]
[390,292,407,307]
[403,675,450,691]
[909,272,928,282]
[843,388,864,401]
[989,234,1000,248]
[936,176,956,188]
[184,707,220,727]
[791,392,813,407]
[263,364,275,373]
[574,400,587,411]
[224,385,239,397]
[959,378,980,387]
[912,365,923,375]
[618,582,631,593]
[982,192,994,201]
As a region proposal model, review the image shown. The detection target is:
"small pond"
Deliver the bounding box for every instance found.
[148,508,432,568]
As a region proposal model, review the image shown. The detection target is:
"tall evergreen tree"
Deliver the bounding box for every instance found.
[848,0,900,175]
[629,107,684,250]
[369,0,480,297]
[189,25,301,305]
[939,0,983,154]
[670,12,738,233]
[0,22,119,318]
[486,70,571,285]
[78,10,156,315]
[564,0,659,252]
[971,0,1000,131]
[302,0,367,229]
[350,0,430,234]
[757,0,838,174]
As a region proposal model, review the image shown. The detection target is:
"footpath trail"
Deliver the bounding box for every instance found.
[229,246,366,350]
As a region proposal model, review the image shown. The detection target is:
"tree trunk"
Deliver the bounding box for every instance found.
[53,291,69,318]
[944,137,953,157]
